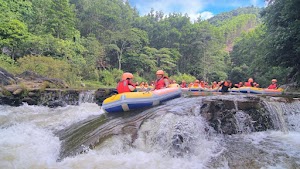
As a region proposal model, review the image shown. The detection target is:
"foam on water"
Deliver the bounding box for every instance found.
[0,123,60,169]
[0,103,103,131]
[58,112,223,169]
[0,95,300,169]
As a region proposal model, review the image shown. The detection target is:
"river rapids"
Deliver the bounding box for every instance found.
[0,94,300,169]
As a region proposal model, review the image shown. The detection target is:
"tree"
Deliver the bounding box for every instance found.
[0,19,29,59]
[106,28,149,70]
[25,0,51,35]
[46,0,76,39]
[262,0,300,83]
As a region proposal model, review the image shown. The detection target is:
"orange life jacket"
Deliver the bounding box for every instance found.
[200,82,205,88]
[244,82,253,87]
[117,80,135,94]
[155,77,168,90]
[193,83,200,87]
[268,83,277,89]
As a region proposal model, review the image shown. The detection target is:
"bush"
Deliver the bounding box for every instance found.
[82,80,103,89]
[99,69,119,87]
[169,73,196,83]
[17,55,81,86]
[0,54,20,74]
[133,73,147,84]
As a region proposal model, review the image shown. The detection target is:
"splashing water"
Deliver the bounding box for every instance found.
[0,95,299,169]
[0,103,103,131]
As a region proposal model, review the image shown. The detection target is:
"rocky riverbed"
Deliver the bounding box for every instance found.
[0,68,115,107]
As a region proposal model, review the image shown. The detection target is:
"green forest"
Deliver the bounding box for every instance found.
[0,0,299,88]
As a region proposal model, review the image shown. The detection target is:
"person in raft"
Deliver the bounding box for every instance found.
[116,72,136,94]
[244,78,254,87]
[154,70,170,90]
[267,79,278,89]
[217,80,233,92]
[180,80,187,88]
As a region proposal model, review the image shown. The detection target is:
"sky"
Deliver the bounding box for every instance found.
[128,0,266,21]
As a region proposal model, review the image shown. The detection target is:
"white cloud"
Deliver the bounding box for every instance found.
[250,0,258,6]
[200,11,214,20]
[136,0,205,21]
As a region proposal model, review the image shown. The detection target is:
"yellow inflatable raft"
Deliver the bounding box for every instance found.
[102,86,181,113]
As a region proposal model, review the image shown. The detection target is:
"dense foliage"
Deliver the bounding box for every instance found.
[0,0,298,88]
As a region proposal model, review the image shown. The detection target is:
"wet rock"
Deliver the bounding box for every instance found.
[238,100,261,110]
[47,100,67,108]
[22,97,37,105]
[0,96,22,106]
[0,67,15,85]
[200,97,273,134]
[94,88,116,106]
[268,97,288,103]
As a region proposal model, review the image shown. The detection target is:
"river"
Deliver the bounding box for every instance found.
[0,94,300,169]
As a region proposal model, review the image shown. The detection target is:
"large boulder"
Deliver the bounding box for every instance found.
[200,96,273,134]
[94,88,116,106]
[16,71,69,88]
[0,67,15,85]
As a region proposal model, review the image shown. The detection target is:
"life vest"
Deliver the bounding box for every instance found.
[268,83,277,89]
[212,84,217,89]
[236,83,243,88]
[244,82,253,87]
[200,82,205,88]
[155,77,168,90]
[180,82,187,88]
[117,80,135,94]
[193,83,200,87]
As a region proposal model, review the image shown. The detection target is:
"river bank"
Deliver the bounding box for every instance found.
[0,67,116,107]
[1,67,300,108]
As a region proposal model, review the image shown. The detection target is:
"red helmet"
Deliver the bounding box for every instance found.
[122,72,133,80]
[248,78,253,82]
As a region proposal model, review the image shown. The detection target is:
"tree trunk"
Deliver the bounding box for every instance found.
[118,51,122,70]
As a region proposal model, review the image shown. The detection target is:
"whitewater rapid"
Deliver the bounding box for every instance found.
[0,96,300,169]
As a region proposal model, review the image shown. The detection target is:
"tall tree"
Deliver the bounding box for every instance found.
[106,28,149,70]
[262,0,300,83]
[46,0,76,39]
